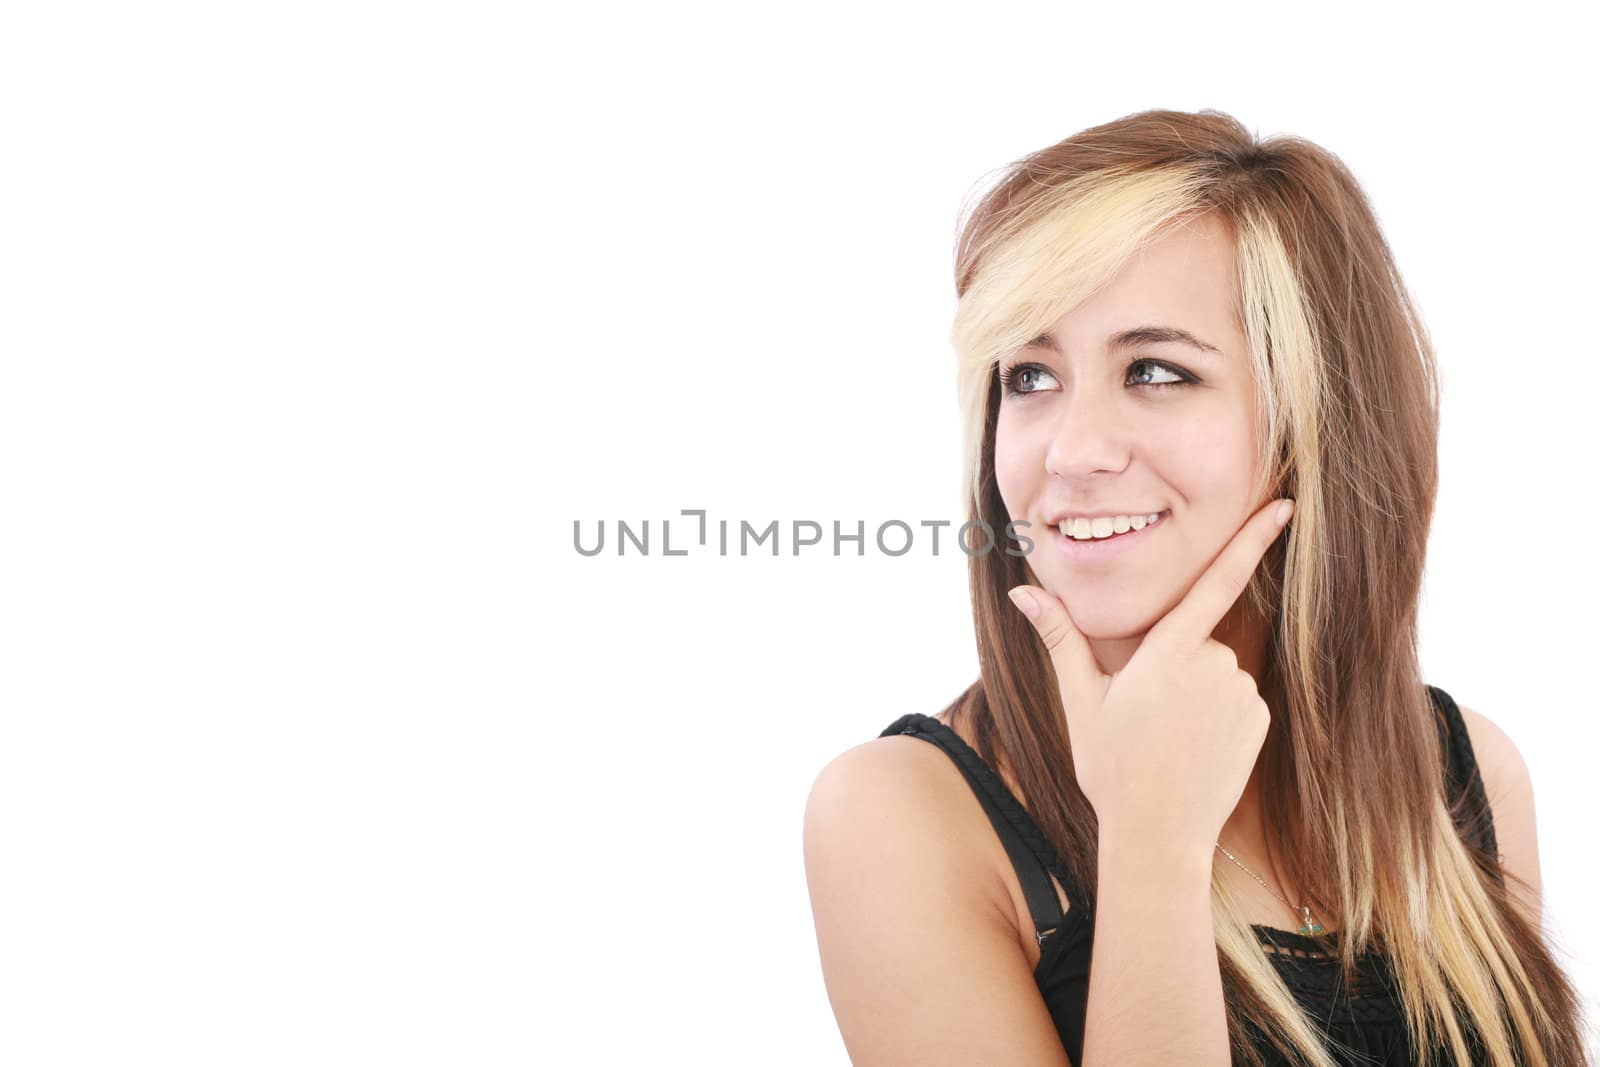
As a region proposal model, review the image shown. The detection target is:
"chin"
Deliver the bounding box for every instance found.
[1047,595,1157,641]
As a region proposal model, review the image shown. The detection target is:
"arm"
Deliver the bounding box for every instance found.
[1082,826,1229,1066]
[1457,705,1543,930]
[998,502,1296,1064]
[803,738,1074,1066]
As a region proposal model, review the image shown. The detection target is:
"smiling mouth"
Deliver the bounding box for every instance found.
[1054,509,1171,543]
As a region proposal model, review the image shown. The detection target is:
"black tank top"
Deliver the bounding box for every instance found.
[878,684,1502,1066]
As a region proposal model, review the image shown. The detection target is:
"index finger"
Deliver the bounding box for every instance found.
[1146,498,1295,651]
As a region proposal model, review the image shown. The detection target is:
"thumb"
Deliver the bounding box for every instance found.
[1007,584,1104,708]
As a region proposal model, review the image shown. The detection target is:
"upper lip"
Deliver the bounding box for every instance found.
[1044,507,1169,526]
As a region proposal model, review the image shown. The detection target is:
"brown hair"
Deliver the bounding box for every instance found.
[945,108,1586,1066]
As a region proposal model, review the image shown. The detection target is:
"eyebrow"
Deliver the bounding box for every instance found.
[1023,325,1223,356]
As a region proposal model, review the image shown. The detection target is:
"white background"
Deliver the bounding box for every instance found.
[3,2,1596,1064]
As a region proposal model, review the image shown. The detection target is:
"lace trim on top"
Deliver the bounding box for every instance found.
[1253,926,1407,1023]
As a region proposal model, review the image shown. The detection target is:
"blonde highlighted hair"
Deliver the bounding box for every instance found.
[946,109,1586,1066]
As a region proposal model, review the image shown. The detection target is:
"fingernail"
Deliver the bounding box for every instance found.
[1275,500,1295,526]
[1008,587,1039,620]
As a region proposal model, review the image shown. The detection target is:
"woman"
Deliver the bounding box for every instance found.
[802,109,1587,1066]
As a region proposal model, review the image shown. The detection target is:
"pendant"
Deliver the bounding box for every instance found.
[1299,906,1324,936]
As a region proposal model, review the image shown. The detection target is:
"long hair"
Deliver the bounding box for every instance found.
[946,108,1586,1066]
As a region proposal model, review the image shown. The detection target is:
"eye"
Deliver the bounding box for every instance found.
[997,362,1060,396]
[1127,358,1193,389]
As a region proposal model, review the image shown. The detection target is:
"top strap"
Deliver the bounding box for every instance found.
[880,712,1085,946]
[882,686,1495,945]
[1427,684,1501,863]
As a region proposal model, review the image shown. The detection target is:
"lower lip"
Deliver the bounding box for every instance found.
[1048,511,1170,564]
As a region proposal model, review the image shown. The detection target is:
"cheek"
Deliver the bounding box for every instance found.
[991,418,1037,516]
[1161,435,1262,571]
[1165,408,1258,497]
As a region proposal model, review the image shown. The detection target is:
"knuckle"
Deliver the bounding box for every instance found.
[1208,643,1239,672]
[1034,618,1069,650]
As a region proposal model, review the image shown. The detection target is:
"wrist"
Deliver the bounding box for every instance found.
[1097,821,1217,883]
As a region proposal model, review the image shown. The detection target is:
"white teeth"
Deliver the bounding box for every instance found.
[1059,510,1166,541]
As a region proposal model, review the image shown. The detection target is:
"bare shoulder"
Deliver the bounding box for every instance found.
[802,734,1073,1065]
[803,732,1015,943]
[1455,703,1542,926]
[808,731,984,825]
[1454,703,1534,820]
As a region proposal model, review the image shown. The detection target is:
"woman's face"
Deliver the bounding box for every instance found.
[994,213,1265,657]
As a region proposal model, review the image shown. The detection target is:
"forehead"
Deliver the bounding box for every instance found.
[1047,214,1241,346]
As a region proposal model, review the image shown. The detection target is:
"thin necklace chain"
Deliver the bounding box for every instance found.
[1214,841,1326,935]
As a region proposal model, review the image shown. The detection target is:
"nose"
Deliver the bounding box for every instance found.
[1043,381,1133,479]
